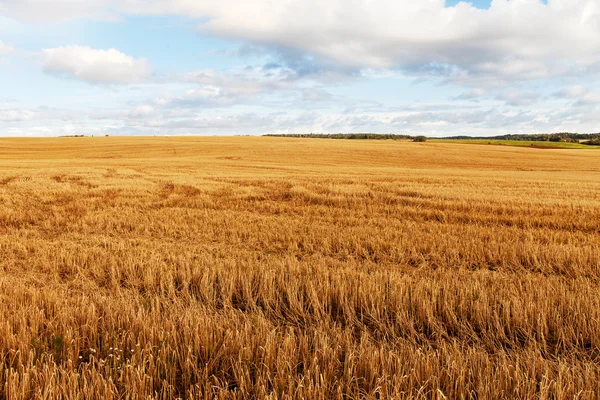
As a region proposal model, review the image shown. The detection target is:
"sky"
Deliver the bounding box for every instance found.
[0,0,599,137]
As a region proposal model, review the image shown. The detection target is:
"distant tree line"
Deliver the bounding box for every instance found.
[442,132,600,145]
[266,132,600,145]
[264,133,417,140]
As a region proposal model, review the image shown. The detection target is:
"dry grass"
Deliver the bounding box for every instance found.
[1,136,600,399]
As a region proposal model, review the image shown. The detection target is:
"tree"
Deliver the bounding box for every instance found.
[413,136,427,142]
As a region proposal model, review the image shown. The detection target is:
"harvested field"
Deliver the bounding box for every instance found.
[1,136,599,399]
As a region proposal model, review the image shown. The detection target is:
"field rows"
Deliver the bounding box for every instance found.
[1,137,599,399]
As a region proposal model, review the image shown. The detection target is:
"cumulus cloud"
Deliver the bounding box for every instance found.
[179,86,242,107]
[179,68,290,95]
[0,40,14,55]
[4,0,600,84]
[129,105,154,118]
[158,67,297,108]
[301,88,332,102]
[555,85,588,99]
[0,108,34,122]
[0,0,122,22]
[454,88,487,101]
[144,0,600,83]
[554,85,600,106]
[496,89,540,106]
[102,103,579,137]
[41,46,152,84]
[5,0,600,137]
[577,92,600,105]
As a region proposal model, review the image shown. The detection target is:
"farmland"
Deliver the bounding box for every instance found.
[1,137,600,399]
[431,138,600,149]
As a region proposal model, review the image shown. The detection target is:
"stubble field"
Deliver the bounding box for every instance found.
[1,137,600,399]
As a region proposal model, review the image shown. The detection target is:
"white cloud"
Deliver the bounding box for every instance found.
[454,88,486,101]
[496,89,540,106]
[555,85,588,99]
[112,106,593,137]
[129,104,154,118]
[301,88,332,102]
[159,67,296,108]
[41,45,152,84]
[0,40,14,55]
[0,0,122,22]
[178,67,292,93]
[5,0,600,137]
[4,1,600,84]
[140,0,600,83]
[578,92,600,105]
[554,85,600,106]
[5,98,600,137]
[0,107,35,122]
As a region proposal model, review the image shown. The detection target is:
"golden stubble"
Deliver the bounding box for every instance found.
[0,137,599,399]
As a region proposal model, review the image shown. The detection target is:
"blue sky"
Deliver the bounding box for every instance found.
[446,0,491,7]
[0,0,599,137]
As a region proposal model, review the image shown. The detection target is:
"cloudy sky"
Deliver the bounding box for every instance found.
[1,0,600,137]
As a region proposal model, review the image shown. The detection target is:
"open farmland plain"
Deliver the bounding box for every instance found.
[430,139,600,149]
[1,137,600,399]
